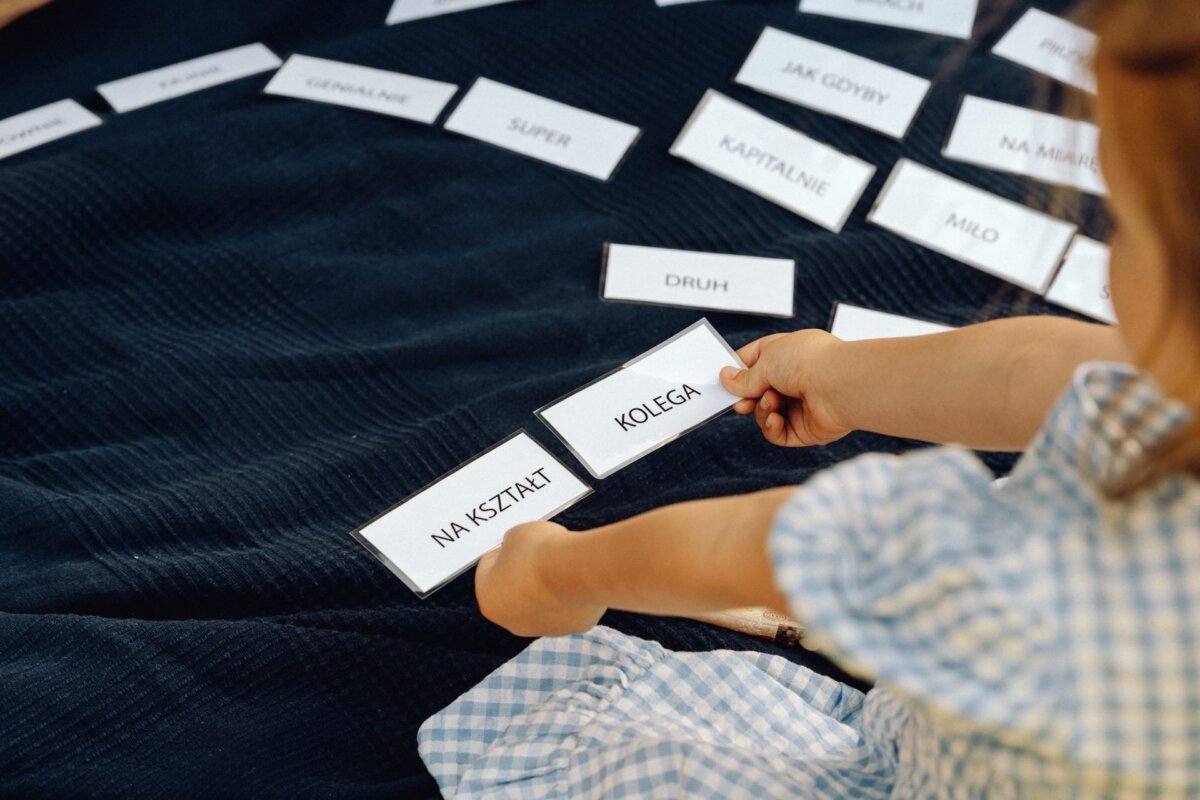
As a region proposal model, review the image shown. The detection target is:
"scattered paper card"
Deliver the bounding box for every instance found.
[263,55,457,124]
[0,100,101,161]
[829,302,953,341]
[387,0,523,25]
[536,319,744,479]
[601,243,795,318]
[735,27,931,139]
[98,43,282,113]
[943,95,1105,196]
[993,8,1097,94]
[670,90,875,233]
[443,77,641,181]
[798,0,978,40]
[867,159,1076,293]
[352,431,591,597]
[1045,236,1115,324]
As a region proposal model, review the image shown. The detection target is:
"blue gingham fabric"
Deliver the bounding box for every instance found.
[419,363,1200,798]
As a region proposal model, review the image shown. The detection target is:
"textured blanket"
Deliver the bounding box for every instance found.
[1,0,1092,796]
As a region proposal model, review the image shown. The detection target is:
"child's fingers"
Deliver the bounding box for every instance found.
[734,333,785,368]
[755,393,791,447]
[753,390,778,430]
[720,363,771,398]
[733,398,757,415]
[785,403,813,446]
[761,411,790,447]
[474,548,499,585]
[760,396,815,447]
[724,333,791,397]
[735,339,764,368]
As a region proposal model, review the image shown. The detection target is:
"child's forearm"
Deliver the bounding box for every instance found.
[546,489,795,618]
[829,317,1128,451]
[522,320,1123,625]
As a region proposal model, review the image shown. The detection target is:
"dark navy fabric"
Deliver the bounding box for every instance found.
[1,0,1100,797]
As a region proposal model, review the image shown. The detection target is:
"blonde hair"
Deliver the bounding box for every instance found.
[1076,0,1200,492]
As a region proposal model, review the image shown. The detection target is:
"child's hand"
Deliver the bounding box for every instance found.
[475,521,606,638]
[720,330,851,448]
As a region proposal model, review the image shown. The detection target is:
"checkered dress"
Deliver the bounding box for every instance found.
[419,363,1200,798]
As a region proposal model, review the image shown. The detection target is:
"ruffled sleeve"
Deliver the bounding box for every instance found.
[769,447,1065,733]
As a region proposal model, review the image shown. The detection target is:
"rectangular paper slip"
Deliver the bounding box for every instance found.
[352,431,591,597]
[536,319,744,479]
[736,27,931,139]
[829,302,953,341]
[387,0,523,24]
[601,244,795,318]
[98,43,282,113]
[868,160,1076,294]
[1045,236,1115,324]
[798,0,979,40]
[670,90,875,233]
[443,78,640,181]
[0,100,101,162]
[943,96,1106,196]
[993,8,1097,94]
[263,55,457,124]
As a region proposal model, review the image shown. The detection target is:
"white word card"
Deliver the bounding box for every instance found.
[98,43,282,114]
[536,319,744,479]
[264,55,457,124]
[868,159,1076,293]
[601,244,795,318]
[830,302,953,341]
[443,77,640,181]
[352,431,591,597]
[1045,236,1115,324]
[993,8,1097,94]
[670,90,875,233]
[944,95,1105,196]
[798,0,978,40]
[387,0,523,24]
[736,27,931,139]
[0,100,101,162]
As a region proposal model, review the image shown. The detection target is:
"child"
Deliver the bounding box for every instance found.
[420,0,1200,795]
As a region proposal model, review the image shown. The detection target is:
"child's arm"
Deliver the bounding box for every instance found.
[476,317,1126,637]
[475,490,792,638]
[722,316,1128,452]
